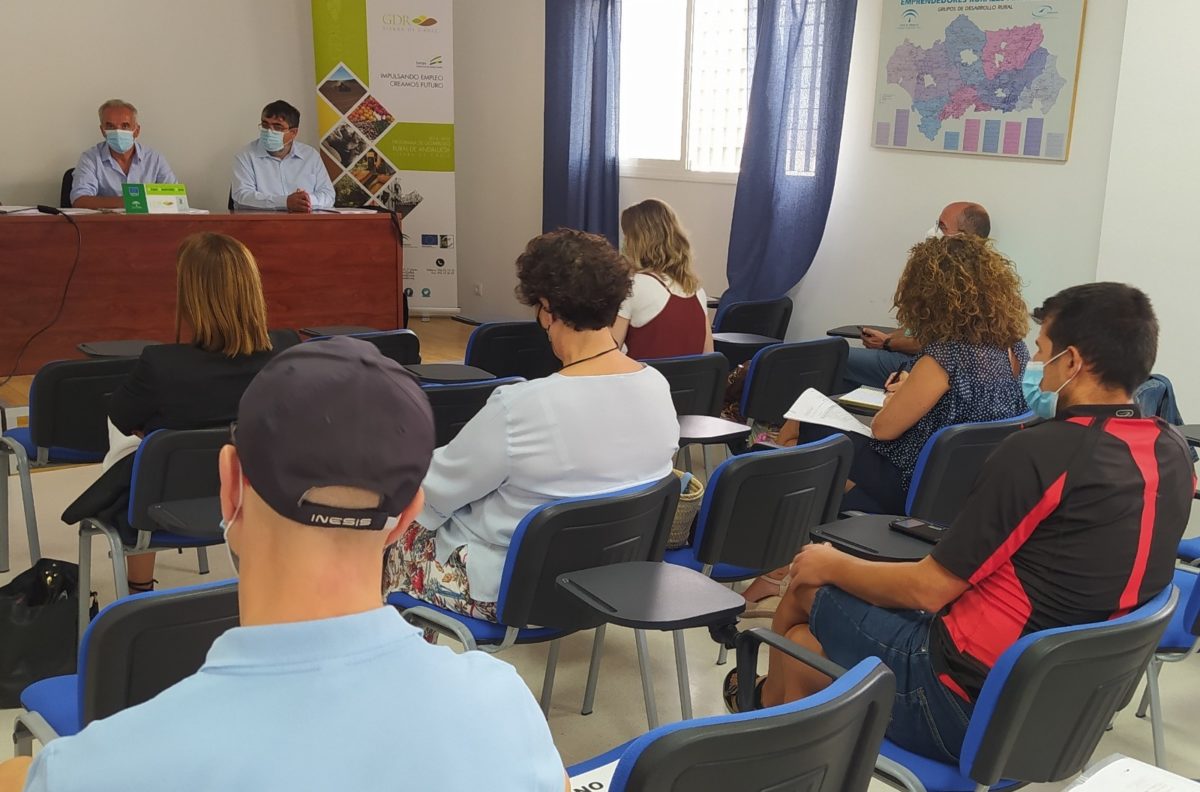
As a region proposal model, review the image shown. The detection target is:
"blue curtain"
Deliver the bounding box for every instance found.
[542,0,622,247]
[723,0,857,304]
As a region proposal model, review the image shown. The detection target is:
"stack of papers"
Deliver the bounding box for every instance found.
[0,205,36,215]
[784,388,872,437]
[1067,755,1200,790]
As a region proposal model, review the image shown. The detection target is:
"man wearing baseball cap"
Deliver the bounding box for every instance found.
[15,338,569,792]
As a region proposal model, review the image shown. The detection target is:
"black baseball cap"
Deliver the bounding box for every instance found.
[233,336,435,530]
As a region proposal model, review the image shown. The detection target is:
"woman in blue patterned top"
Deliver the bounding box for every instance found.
[746,236,1029,605]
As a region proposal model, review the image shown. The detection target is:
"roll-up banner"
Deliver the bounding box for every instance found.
[313,0,457,314]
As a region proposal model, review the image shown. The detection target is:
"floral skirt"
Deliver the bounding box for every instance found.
[382,521,498,622]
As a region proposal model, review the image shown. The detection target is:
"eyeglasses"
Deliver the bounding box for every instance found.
[259,121,292,133]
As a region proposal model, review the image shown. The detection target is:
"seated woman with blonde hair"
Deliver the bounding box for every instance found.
[64,232,276,594]
[743,236,1031,605]
[611,199,713,359]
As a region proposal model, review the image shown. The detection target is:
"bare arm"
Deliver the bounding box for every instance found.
[887,329,921,355]
[72,195,124,209]
[870,354,949,441]
[0,757,31,792]
[791,543,968,613]
[703,320,714,354]
[610,315,630,347]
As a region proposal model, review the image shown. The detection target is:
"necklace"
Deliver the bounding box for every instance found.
[559,345,619,371]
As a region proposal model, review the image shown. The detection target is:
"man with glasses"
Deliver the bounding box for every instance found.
[71,99,177,209]
[231,99,335,212]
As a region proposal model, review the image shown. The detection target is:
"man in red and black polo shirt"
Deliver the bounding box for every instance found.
[738,283,1194,763]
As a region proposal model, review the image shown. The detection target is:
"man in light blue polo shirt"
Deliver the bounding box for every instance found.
[231,99,335,212]
[15,338,569,792]
[70,99,177,209]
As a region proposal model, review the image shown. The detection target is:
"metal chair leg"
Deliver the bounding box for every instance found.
[109,538,129,600]
[1145,658,1166,768]
[77,528,93,646]
[716,643,729,666]
[634,629,659,730]
[673,629,693,720]
[581,624,606,715]
[196,546,210,575]
[0,455,9,574]
[540,638,561,717]
[14,446,39,563]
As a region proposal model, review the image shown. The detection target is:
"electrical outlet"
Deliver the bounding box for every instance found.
[473,283,483,296]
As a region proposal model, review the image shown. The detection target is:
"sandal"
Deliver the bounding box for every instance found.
[742,573,790,619]
[722,667,766,714]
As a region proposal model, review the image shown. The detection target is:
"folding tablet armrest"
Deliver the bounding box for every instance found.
[735,627,849,711]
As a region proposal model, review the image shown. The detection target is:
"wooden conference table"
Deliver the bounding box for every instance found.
[0,212,403,374]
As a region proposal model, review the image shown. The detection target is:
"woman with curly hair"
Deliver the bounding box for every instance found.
[743,236,1029,605]
[612,199,713,358]
[383,229,680,621]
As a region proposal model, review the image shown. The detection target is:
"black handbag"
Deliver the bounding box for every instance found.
[0,558,88,707]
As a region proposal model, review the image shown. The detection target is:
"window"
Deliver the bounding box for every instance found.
[619,0,828,179]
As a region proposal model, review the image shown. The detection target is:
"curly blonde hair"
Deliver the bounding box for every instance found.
[620,199,700,295]
[893,236,1028,348]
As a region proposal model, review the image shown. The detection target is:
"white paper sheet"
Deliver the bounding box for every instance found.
[569,760,618,790]
[783,388,872,437]
[1068,755,1200,791]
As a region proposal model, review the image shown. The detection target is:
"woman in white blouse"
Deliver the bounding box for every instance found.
[383,229,680,621]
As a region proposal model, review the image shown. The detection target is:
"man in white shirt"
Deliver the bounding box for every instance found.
[6,337,569,792]
[71,99,177,209]
[231,100,335,212]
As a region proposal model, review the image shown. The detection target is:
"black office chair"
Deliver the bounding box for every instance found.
[811,413,1033,562]
[739,338,850,427]
[227,188,235,212]
[0,357,138,572]
[308,329,421,365]
[666,436,853,663]
[644,353,727,417]
[13,580,239,753]
[60,169,74,209]
[391,476,679,723]
[268,328,302,351]
[421,377,523,447]
[75,427,229,643]
[464,321,560,380]
[568,629,895,792]
[712,296,793,338]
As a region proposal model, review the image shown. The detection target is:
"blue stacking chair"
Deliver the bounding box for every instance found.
[738,339,850,427]
[420,377,522,447]
[0,357,137,572]
[463,321,560,380]
[1177,536,1200,565]
[568,627,894,792]
[711,296,792,338]
[75,427,229,643]
[874,586,1179,792]
[389,476,678,721]
[665,437,853,664]
[306,329,421,365]
[13,580,238,754]
[1134,564,1200,768]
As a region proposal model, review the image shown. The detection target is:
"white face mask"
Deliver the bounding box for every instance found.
[219,476,245,574]
[925,224,943,239]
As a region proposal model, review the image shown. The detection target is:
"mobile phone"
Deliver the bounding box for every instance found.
[889,517,947,545]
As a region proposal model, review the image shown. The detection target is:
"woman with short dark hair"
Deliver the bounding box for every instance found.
[383,229,680,621]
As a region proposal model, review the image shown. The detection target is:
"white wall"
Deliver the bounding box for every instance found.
[1096,0,1200,418]
[0,1,315,213]
[788,1,1129,341]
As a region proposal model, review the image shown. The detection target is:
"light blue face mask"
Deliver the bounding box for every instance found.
[105,129,134,154]
[1022,350,1076,420]
[219,476,244,574]
[259,127,285,152]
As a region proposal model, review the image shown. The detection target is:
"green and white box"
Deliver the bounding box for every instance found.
[122,183,190,214]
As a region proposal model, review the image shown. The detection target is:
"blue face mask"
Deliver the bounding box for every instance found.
[259,127,285,152]
[219,476,245,574]
[1022,350,1075,419]
[105,129,134,154]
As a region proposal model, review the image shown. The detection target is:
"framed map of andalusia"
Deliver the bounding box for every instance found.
[873,0,1086,161]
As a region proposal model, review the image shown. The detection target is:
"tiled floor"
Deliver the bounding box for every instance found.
[2,465,1198,787]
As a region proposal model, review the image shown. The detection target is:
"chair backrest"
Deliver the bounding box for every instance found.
[351,329,421,365]
[30,357,139,453]
[268,328,302,351]
[740,338,849,425]
[495,475,679,630]
[127,428,228,535]
[422,377,523,447]
[464,321,560,380]
[693,436,853,572]
[712,296,793,338]
[606,657,893,792]
[960,585,1178,787]
[80,580,239,725]
[905,412,1032,524]
[644,353,729,417]
[60,169,74,208]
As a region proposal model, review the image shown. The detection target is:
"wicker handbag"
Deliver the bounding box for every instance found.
[667,470,705,549]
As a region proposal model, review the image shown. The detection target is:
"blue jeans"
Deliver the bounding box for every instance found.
[809,586,974,764]
[844,347,915,389]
